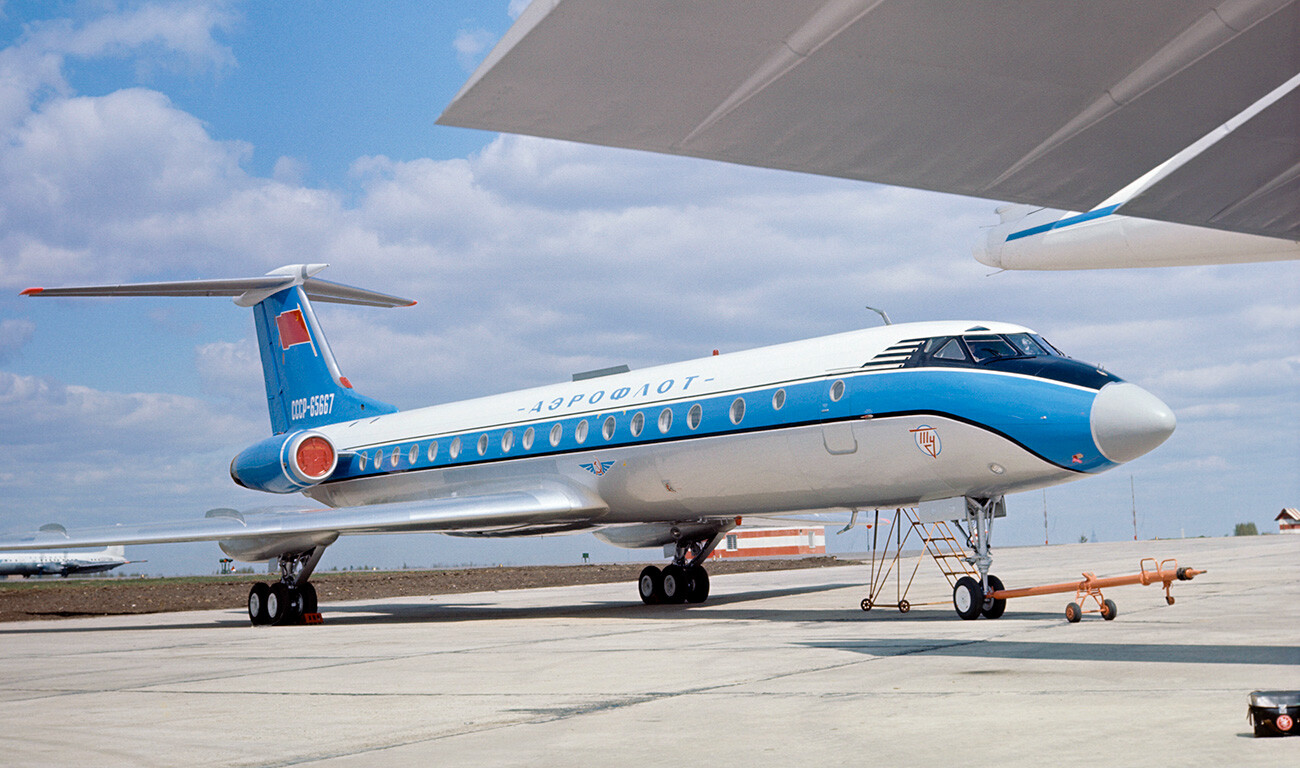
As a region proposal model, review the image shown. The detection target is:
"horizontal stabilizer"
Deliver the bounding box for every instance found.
[20,264,416,308]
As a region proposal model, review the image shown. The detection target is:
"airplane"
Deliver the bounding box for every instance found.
[0,545,138,578]
[0,264,1175,625]
[436,0,1300,270]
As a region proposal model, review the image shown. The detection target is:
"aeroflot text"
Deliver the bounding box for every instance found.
[518,376,714,414]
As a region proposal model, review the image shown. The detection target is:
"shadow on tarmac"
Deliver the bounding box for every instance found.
[801,638,1300,666]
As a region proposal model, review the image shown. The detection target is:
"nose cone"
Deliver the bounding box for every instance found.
[1090,382,1176,463]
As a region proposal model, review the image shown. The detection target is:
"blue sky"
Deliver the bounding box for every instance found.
[0,1,1296,575]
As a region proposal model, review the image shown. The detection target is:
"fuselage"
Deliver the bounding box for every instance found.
[297,320,1174,533]
[0,549,128,577]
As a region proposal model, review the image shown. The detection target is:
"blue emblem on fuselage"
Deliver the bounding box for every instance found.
[580,459,616,476]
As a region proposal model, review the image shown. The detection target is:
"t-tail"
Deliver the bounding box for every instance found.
[20,264,414,435]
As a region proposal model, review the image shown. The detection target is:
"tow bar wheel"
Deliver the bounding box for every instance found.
[952,576,984,620]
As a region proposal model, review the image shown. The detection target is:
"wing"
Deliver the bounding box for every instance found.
[0,481,607,561]
[439,0,1300,240]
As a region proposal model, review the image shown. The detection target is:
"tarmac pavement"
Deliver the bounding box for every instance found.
[0,534,1296,767]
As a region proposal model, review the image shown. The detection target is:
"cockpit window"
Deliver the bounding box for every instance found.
[965,335,1020,362]
[933,338,967,361]
[1031,334,1065,357]
[1006,333,1049,357]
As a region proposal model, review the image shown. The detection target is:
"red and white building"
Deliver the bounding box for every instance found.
[710,526,826,559]
[1276,508,1300,534]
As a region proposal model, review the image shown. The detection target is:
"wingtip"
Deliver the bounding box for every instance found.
[19,287,43,296]
[405,300,418,307]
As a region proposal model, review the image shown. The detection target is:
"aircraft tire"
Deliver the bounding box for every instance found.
[952,576,983,620]
[684,565,709,603]
[299,582,318,614]
[1101,598,1118,620]
[981,574,1007,619]
[248,582,271,626]
[638,566,663,605]
[267,582,291,625]
[661,564,688,604]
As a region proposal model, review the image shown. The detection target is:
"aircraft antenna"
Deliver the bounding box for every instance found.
[864,305,892,325]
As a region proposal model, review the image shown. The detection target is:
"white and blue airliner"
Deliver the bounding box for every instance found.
[1,265,1175,624]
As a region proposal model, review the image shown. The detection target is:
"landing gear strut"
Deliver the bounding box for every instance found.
[638,531,722,605]
[247,546,325,626]
[951,496,1005,621]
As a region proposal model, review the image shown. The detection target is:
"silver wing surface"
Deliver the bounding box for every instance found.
[0,482,607,561]
[439,0,1300,240]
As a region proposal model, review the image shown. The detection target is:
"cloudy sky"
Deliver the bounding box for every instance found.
[0,1,1296,575]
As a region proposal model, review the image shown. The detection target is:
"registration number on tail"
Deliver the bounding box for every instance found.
[291,394,334,420]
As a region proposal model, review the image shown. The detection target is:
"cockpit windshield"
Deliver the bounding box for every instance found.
[862,330,1118,390]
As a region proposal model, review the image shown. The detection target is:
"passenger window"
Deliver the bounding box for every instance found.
[426,442,437,462]
[390,450,401,467]
[501,430,514,452]
[630,412,645,437]
[602,415,616,440]
[549,423,562,447]
[408,445,419,464]
[477,434,489,455]
[575,419,589,444]
[449,437,461,459]
[729,397,745,424]
[830,380,845,402]
[934,339,967,361]
[374,449,383,469]
[658,408,673,433]
[687,404,702,430]
[522,427,535,450]
[772,388,786,410]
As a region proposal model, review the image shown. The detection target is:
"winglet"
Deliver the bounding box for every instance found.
[20,287,43,296]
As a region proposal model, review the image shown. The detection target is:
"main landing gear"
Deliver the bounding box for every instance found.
[951,496,1007,621]
[638,531,724,605]
[247,546,326,626]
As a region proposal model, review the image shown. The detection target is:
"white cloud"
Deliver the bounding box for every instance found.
[452,27,496,72]
[0,317,34,362]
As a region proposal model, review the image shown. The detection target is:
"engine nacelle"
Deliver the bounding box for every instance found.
[230,430,338,494]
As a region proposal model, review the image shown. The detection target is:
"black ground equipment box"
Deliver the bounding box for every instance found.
[1247,690,1299,737]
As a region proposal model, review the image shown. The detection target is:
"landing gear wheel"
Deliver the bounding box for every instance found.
[952,576,984,620]
[267,582,291,625]
[684,565,710,604]
[860,598,873,612]
[898,600,911,613]
[981,574,1007,619]
[248,582,270,626]
[298,582,318,614]
[1065,602,1083,623]
[1101,598,1118,621]
[661,564,688,604]
[638,566,663,605]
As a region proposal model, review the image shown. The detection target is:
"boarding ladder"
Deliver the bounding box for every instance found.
[859,509,978,613]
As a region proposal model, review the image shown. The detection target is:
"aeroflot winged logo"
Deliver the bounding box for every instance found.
[275,309,316,354]
[910,425,941,458]
[580,459,616,476]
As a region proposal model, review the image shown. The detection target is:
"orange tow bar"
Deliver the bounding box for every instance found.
[987,558,1205,622]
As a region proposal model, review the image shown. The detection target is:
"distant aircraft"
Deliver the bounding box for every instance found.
[437,0,1300,270]
[0,545,136,578]
[0,265,1174,624]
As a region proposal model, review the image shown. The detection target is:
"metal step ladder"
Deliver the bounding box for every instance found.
[859,508,977,613]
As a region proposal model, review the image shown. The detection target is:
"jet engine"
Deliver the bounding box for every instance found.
[230,430,338,494]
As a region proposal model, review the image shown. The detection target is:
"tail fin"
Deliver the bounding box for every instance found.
[105,545,125,559]
[20,264,414,433]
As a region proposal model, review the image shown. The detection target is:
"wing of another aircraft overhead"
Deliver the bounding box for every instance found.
[439,0,1300,240]
[0,482,607,562]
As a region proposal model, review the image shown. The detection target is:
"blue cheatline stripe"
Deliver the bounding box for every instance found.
[1005,203,1122,242]
[323,367,1114,485]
